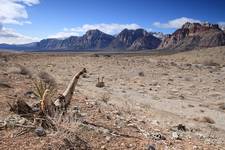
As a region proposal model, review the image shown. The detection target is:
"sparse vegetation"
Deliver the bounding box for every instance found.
[38,71,56,87]
[202,59,220,66]
[138,71,144,77]
[96,77,105,88]
[193,116,215,124]
[32,79,56,99]
[100,93,110,103]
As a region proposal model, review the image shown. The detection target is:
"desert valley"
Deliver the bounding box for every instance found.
[1,0,225,149]
[1,43,225,149]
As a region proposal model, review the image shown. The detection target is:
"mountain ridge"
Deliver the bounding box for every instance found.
[1,22,225,51]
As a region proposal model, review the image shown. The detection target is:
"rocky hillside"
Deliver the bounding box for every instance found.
[37,30,115,50]
[109,29,161,50]
[1,22,225,51]
[159,22,225,50]
[0,29,161,51]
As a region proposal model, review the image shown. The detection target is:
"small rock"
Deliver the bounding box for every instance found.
[101,128,110,134]
[151,120,160,126]
[80,113,87,117]
[0,82,11,88]
[177,124,186,131]
[24,91,36,99]
[18,118,26,125]
[152,133,166,140]
[172,132,181,140]
[35,127,46,136]
[101,145,106,149]
[106,115,112,120]
[105,136,111,142]
[127,144,133,148]
[138,71,144,77]
[148,144,156,150]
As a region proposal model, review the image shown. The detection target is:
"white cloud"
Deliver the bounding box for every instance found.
[0,27,40,44]
[153,17,201,29]
[0,0,39,44]
[0,0,39,25]
[49,23,142,38]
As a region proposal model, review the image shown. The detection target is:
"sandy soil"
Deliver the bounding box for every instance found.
[0,46,225,149]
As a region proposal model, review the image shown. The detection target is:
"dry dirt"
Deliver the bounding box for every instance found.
[0,46,225,150]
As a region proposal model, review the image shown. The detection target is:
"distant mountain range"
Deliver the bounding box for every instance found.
[1,22,225,52]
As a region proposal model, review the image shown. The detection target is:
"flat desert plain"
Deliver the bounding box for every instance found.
[0,47,225,149]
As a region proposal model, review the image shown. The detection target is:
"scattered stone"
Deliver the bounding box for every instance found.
[193,116,215,124]
[106,115,112,120]
[82,73,89,78]
[152,133,166,140]
[177,124,186,132]
[0,81,11,88]
[24,91,37,99]
[218,103,225,110]
[179,94,185,99]
[35,127,46,136]
[127,144,133,148]
[101,145,106,149]
[150,81,158,86]
[151,120,160,126]
[188,104,194,108]
[138,71,144,77]
[105,136,111,142]
[18,117,26,125]
[172,132,181,140]
[147,144,156,150]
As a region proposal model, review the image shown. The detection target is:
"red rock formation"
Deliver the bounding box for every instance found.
[159,22,225,50]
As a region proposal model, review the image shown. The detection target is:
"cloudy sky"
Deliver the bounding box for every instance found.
[0,0,225,44]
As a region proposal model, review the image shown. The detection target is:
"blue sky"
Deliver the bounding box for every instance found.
[0,0,225,44]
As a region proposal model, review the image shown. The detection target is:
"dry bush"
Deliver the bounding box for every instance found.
[9,65,32,77]
[100,93,110,103]
[0,53,9,62]
[138,71,144,77]
[38,71,57,87]
[193,116,215,124]
[202,59,220,66]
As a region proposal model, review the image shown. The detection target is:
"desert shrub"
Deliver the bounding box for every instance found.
[38,71,56,87]
[100,93,110,103]
[9,65,32,77]
[33,79,56,99]
[193,116,215,124]
[138,71,144,77]
[19,65,32,76]
[92,54,99,57]
[202,59,220,66]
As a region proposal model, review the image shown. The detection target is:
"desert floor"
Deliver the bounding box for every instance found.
[0,46,225,149]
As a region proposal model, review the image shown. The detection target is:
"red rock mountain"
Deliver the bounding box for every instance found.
[159,22,225,50]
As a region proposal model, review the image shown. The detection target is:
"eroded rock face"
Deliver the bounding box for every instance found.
[37,30,115,50]
[129,34,161,50]
[79,29,115,50]
[159,22,225,50]
[109,29,161,50]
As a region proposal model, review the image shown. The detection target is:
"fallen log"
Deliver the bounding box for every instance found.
[54,68,87,110]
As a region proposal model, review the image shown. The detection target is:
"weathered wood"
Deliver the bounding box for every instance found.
[54,68,87,110]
